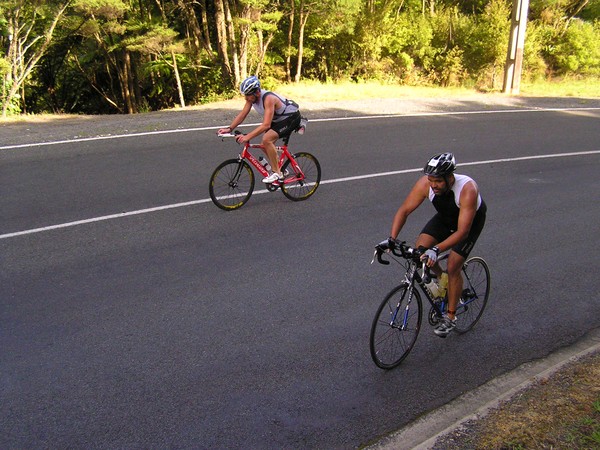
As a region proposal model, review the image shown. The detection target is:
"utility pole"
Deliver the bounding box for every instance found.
[503,0,530,95]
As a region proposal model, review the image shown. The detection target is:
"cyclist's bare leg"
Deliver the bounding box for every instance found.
[415,233,443,278]
[262,130,282,176]
[446,251,466,320]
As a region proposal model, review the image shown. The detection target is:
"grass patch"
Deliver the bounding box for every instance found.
[271,78,599,103]
[271,80,477,103]
[519,76,600,98]
[443,351,600,449]
[564,400,600,448]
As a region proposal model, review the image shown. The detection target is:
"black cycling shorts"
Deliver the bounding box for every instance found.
[271,111,301,138]
[421,202,487,258]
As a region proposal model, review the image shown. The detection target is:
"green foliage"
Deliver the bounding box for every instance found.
[4,0,600,115]
[1,78,21,114]
[551,20,600,74]
[0,56,9,75]
[520,21,548,80]
[579,0,600,21]
[123,23,180,54]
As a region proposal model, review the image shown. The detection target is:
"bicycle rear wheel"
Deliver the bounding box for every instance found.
[454,256,490,333]
[209,159,255,210]
[280,152,321,201]
[369,284,422,369]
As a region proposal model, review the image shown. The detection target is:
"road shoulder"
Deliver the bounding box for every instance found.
[367,326,600,449]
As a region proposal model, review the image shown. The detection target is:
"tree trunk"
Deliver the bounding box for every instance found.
[286,0,295,82]
[177,0,213,58]
[256,31,275,78]
[294,1,309,83]
[215,0,233,85]
[172,50,186,108]
[224,0,240,87]
[199,0,214,54]
[122,50,135,113]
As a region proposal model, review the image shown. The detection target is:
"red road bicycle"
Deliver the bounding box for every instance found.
[209,129,321,210]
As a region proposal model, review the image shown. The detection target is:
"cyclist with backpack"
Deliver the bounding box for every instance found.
[218,76,302,184]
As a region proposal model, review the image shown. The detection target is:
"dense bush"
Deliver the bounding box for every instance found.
[550,20,600,74]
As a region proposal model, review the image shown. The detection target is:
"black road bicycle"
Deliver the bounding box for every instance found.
[369,240,490,369]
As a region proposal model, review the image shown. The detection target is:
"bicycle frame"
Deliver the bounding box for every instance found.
[217,130,306,186]
[375,243,480,325]
[239,142,304,185]
[399,259,443,327]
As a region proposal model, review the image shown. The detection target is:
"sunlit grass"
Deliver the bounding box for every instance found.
[272,80,477,103]
[520,76,600,98]
[272,77,600,103]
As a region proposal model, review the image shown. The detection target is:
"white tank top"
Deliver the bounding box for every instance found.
[428,174,483,210]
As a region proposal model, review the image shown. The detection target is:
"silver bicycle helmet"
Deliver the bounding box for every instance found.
[424,153,456,176]
[240,76,261,95]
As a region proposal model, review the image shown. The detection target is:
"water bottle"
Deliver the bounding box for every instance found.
[258,156,271,171]
[437,272,448,298]
[424,278,441,298]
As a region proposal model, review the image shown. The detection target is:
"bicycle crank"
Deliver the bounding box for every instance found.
[428,305,443,326]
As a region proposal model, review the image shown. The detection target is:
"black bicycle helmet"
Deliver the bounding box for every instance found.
[240,76,261,95]
[423,153,456,176]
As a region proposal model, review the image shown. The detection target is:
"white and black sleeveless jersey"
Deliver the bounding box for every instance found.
[428,174,484,226]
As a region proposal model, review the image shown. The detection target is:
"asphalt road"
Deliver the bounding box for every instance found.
[2,104,600,448]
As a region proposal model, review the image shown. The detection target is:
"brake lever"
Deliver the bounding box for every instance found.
[371,248,390,265]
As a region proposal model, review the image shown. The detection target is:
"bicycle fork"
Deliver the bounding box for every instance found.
[390,283,414,330]
[229,159,247,188]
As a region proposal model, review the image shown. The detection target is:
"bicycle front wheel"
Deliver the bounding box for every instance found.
[454,256,490,333]
[280,152,321,201]
[209,159,255,211]
[369,284,422,369]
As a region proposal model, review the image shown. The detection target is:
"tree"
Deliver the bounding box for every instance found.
[69,0,140,113]
[291,0,341,82]
[0,0,70,116]
[125,24,188,108]
[214,0,233,87]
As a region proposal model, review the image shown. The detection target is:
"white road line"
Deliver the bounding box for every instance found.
[2,150,599,240]
[1,106,599,151]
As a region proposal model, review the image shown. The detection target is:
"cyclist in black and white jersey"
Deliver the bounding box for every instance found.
[380,153,487,337]
[218,76,302,184]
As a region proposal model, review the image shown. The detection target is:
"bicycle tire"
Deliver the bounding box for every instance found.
[369,283,422,369]
[209,159,255,211]
[454,256,490,333]
[280,152,321,201]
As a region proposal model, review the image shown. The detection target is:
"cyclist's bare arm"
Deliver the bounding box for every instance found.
[218,101,253,135]
[390,176,429,238]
